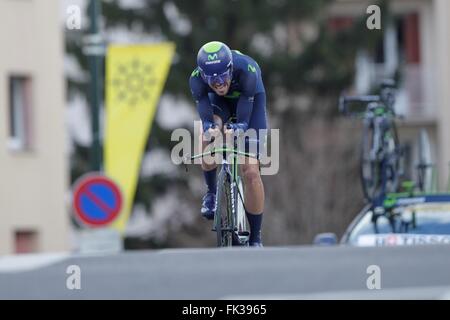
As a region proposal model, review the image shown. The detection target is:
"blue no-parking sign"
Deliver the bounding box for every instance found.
[73,173,123,228]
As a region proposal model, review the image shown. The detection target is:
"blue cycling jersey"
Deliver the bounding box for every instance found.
[189,50,265,132]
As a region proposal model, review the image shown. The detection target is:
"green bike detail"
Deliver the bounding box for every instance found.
[383,196,397,209]
[225,91,241,99]
[374,107,386,116]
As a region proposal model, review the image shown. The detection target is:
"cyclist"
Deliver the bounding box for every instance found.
[189,41,268,247]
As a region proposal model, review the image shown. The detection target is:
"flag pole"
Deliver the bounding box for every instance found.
[86,0,103,171]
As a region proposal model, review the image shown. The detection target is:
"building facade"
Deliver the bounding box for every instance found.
[0,0,70,254]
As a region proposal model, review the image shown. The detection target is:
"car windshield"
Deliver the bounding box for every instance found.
[348,203,450,245]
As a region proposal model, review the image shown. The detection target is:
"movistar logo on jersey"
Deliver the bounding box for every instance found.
[248,64,256,73]
[191,69,200,77]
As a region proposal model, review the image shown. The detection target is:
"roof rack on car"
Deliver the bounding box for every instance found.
[382,192,450,209]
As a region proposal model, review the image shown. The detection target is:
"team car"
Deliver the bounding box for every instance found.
[314,193,450,247]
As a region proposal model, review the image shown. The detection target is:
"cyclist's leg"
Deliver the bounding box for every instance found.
[241,160,264,245]
[240,92,267,246]
[199,114,223,172]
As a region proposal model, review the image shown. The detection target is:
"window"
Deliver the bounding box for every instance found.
[14,230,39,254]
[372,13,421,65]
[8,75,33,151]
[404,13,420,64]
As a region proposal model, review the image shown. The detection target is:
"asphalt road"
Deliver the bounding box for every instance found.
[1,245,450,299]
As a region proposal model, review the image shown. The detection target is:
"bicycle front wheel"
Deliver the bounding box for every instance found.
[214,167,233,247]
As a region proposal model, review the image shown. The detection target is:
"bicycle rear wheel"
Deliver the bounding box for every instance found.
[214,167,233,247]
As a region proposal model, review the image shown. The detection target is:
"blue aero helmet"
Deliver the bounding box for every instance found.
[197,41,233,87]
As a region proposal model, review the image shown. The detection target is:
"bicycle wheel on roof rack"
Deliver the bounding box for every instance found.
[416,129,433,192]
[360,120,382,202]
[214,167,233,247]
[383,121,401,194]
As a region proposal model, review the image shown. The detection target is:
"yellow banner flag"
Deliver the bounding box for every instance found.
[104,43,175,233]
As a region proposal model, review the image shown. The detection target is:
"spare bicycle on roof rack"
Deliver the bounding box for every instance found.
[339,79,405,206]
[313,82,450,246]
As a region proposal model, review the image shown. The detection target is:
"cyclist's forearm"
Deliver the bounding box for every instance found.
[235,95,254,131]
[228,122,248,132]
[197,95,215,131]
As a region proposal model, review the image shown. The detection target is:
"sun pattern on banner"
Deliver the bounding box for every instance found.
[110,58,157,107]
